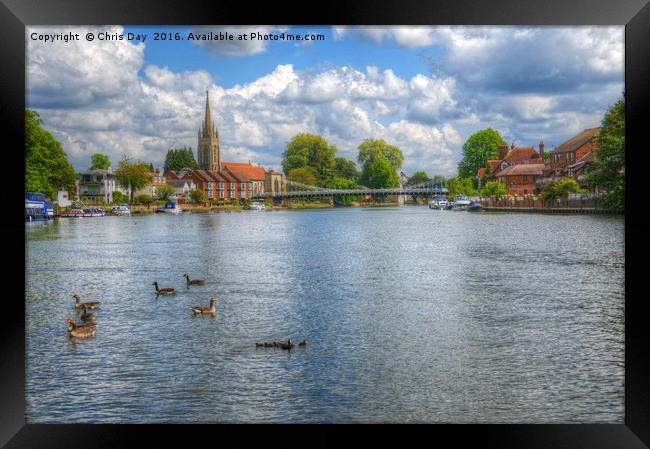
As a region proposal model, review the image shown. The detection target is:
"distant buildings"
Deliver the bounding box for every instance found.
[76,168,129,203]
[166,91,283,200]
[477,128,601,196]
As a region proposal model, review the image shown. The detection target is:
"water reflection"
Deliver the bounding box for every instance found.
[26,208,624,423]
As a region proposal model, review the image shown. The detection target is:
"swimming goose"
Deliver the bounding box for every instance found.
[183,274,205,285]
[64,318,96,338]
[190,297,216,315]
[152,281,176,295]
[298,340,307,347]
[72,294,101,310]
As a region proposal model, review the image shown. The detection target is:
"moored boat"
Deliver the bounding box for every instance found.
[110,204,131,216]
[467,199,483,211]
[249,201,266,211]
[59,208,86,218]
[156,201,182,214]
[451,195,472,211]
[25,192,54,222]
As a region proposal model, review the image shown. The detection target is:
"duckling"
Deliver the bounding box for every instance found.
[183,274,205,286]
[72,294,101,310]
[264,342,273,347]
[298,340,307,347]
[152,281,176,295]
[190,297,216,315]
[64,318,96,338]
[280,339,294,350]
[256,342,264,347]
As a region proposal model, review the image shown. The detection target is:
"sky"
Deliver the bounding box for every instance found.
[26,25,624,176]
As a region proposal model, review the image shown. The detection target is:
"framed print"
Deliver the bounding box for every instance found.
[3,0,649,446]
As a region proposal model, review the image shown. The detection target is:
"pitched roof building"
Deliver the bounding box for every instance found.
[477,141,545,193]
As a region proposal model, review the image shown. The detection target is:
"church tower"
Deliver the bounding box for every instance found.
[197,91,220,171]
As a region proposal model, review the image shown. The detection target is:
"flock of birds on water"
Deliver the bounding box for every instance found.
[65,274,306,350]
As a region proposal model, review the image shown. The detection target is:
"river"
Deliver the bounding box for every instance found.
[25,207,625,423]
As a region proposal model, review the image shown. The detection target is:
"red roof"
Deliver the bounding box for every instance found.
[477,167,486,179]
[550,128,600,154]
[496,164,545,177]
[504,147,540,165]
[221,162,266,181]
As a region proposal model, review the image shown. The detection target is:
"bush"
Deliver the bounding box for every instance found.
[189,189,206,204]
[540,178,586,201]
[480,180,508,199]
[112,191,129,204]
[134,194,153,206]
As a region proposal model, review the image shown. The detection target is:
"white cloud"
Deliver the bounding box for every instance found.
[27,25,623,179]
[189,26,284,56]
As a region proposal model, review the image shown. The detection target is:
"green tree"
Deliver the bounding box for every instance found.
[334,157,359,182]
[25,109,77,199]
[407,171,431,185]
[282,134,337,185]
[114,157,151,203]
[155,184,176,202]
[358,138,404,171]
[458,128,506,186]
[189,189,206,204]
[584,98,624,210]
[112,191,128,204]
[480,180,508,199]
[357,139,403,189]
[445,177,476,201]
[134,194,153,206]
[287,167,318,186]
[323,177,361,205]
[90,153,111,170]
[164,147,198,173]
[149,163,154,172]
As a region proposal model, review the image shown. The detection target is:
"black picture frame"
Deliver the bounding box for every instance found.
[4,0,649,446]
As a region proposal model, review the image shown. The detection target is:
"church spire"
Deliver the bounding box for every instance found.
[203,90,214,137]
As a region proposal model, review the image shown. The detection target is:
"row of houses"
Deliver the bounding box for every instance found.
[476,127,601,196]
[72,161,284,205]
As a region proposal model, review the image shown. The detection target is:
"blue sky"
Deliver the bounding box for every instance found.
[26,25,624,176]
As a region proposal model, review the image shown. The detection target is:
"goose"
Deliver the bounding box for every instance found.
[190,297,216,315]
[152,281,176,295]
[64,318,96,338]
[280,339,294,350]
[256,342,265,347]
[72,294,101,310]
[298,340,307,347]
[183,274,205,285]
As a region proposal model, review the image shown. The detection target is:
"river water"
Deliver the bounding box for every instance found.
[25,207,624,423]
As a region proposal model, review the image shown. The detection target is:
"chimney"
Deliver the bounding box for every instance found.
[510,141,515,150]
[539,140,544,159]
[498,143,508,160]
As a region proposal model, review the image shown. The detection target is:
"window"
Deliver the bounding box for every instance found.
[219,182,224,190]
[219,190,224,199]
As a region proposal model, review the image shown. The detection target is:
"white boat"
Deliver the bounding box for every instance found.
[451,195,472,210]
[249,201,266,210]
[156,201,182,214]
[111,204,131,216]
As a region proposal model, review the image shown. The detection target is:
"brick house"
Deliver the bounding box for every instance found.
[477,141,545,192]
[536,127,600,191]
[495,163,546,196]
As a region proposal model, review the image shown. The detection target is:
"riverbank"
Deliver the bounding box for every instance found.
[482,206,623,215]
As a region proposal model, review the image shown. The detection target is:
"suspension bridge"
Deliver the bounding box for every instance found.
[251,180,448,200]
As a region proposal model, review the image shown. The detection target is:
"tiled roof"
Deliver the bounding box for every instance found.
[550,127,600,154]
[222,161,266,180]
[504,147,540,164]
[496,164,545,177]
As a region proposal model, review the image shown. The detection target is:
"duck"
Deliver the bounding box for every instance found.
[64,318,96,338]
[72,294,101,310]
[256,342,265,347]
[280,339,294,350]
[298,340,307,347]
[190,297,216,315]
[152,281,176,295]
[183,274,205,286]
